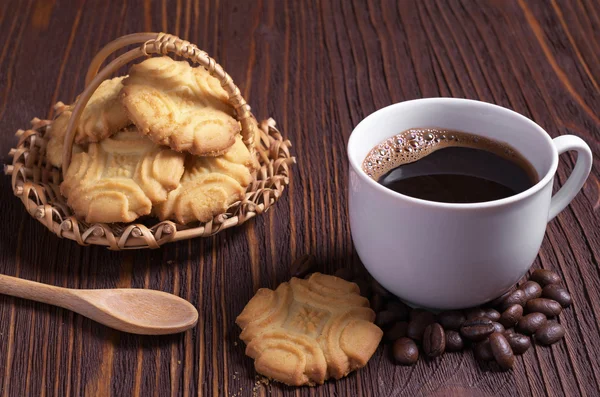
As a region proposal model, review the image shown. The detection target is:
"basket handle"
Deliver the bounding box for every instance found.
[62,32,256,174]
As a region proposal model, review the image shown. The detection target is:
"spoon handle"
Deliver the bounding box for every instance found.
[0,274,76,309]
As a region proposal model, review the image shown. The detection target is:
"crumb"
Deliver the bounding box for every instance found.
[167,260,175,265]
[256,375,270,386]
[253,375,272,397]
[177,360,181,364]
[234,341,238,346]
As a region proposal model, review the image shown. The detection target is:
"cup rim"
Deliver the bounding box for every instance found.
[347,98,559,210]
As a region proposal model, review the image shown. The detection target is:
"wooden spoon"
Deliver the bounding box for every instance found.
[0,274,198,335]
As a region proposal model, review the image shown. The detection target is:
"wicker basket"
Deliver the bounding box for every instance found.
[4,33,295,250]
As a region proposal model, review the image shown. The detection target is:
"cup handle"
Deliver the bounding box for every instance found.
[548,135,593,221]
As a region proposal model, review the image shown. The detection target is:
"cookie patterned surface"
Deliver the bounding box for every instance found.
[121,56,240,156]
[45,77,129,167]
[154,135,258,224]
[236,273,383,386]
[61,127,185,223]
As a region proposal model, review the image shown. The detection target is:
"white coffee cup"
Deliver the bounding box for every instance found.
[347,98,592,309]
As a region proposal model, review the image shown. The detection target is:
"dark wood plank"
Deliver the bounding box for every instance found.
[0,0,598,396]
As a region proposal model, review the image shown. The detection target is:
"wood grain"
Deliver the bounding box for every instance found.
[0,0,599,396]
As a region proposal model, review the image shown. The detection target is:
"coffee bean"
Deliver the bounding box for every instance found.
[500,304,524,328]
[376,310,403,328]
[501,289,527,310]
[517,312,547,335]
[504,332,531,355]
[423,323,446,358]
[371,279,392,298]
[484,308,501,322]
[385,301,410,321]
[489,332,514,370]
[437,310,466,330]
[542,285,572,308]
[370,294,385,313]
[535,322,566,345]
[466,307,500,321]
[519,281,542,300]
[385,321,409,341]
[473,339,494,361]
[460,317,495,341]
[334,267,355,281]
[290,254,316,278]
[407,311,435,340]
[466,308,487,320]
[525,298,562,317]
[530,269,561,287]
[492,322,505,333]
[488,288,514,308]
[393,337,419,365]
[445,330,464,352]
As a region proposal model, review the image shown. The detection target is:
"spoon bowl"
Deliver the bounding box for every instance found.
[76,288,199,335]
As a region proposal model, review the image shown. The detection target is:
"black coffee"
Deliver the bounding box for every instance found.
[362,128,538,204]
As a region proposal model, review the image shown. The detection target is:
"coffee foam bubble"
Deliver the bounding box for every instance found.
[362,128,537,182]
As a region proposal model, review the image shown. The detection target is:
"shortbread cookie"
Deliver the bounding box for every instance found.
[121,56,240,156]
[46,107,78,168]
[78,76,129,143]
[154,135,257,224]
[45,77,129,167]
[61,127,185,223]
[236,273,383,386]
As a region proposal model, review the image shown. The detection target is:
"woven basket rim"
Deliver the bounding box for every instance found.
[6,117,294,249]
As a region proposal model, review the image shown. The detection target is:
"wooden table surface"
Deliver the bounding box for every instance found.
[1,0,599,396]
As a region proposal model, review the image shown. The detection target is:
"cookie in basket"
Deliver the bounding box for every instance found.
[154,135,258,224]
[61,127,185,223]
[236,273,383,386]
[46,76,129,167]
[120,56,240,156]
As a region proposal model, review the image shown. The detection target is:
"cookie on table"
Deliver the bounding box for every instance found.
[154,135,258,224]
[236,273,383,386]
[60,127,185,223]
[45,77,129,167]
[120,56,240,156]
